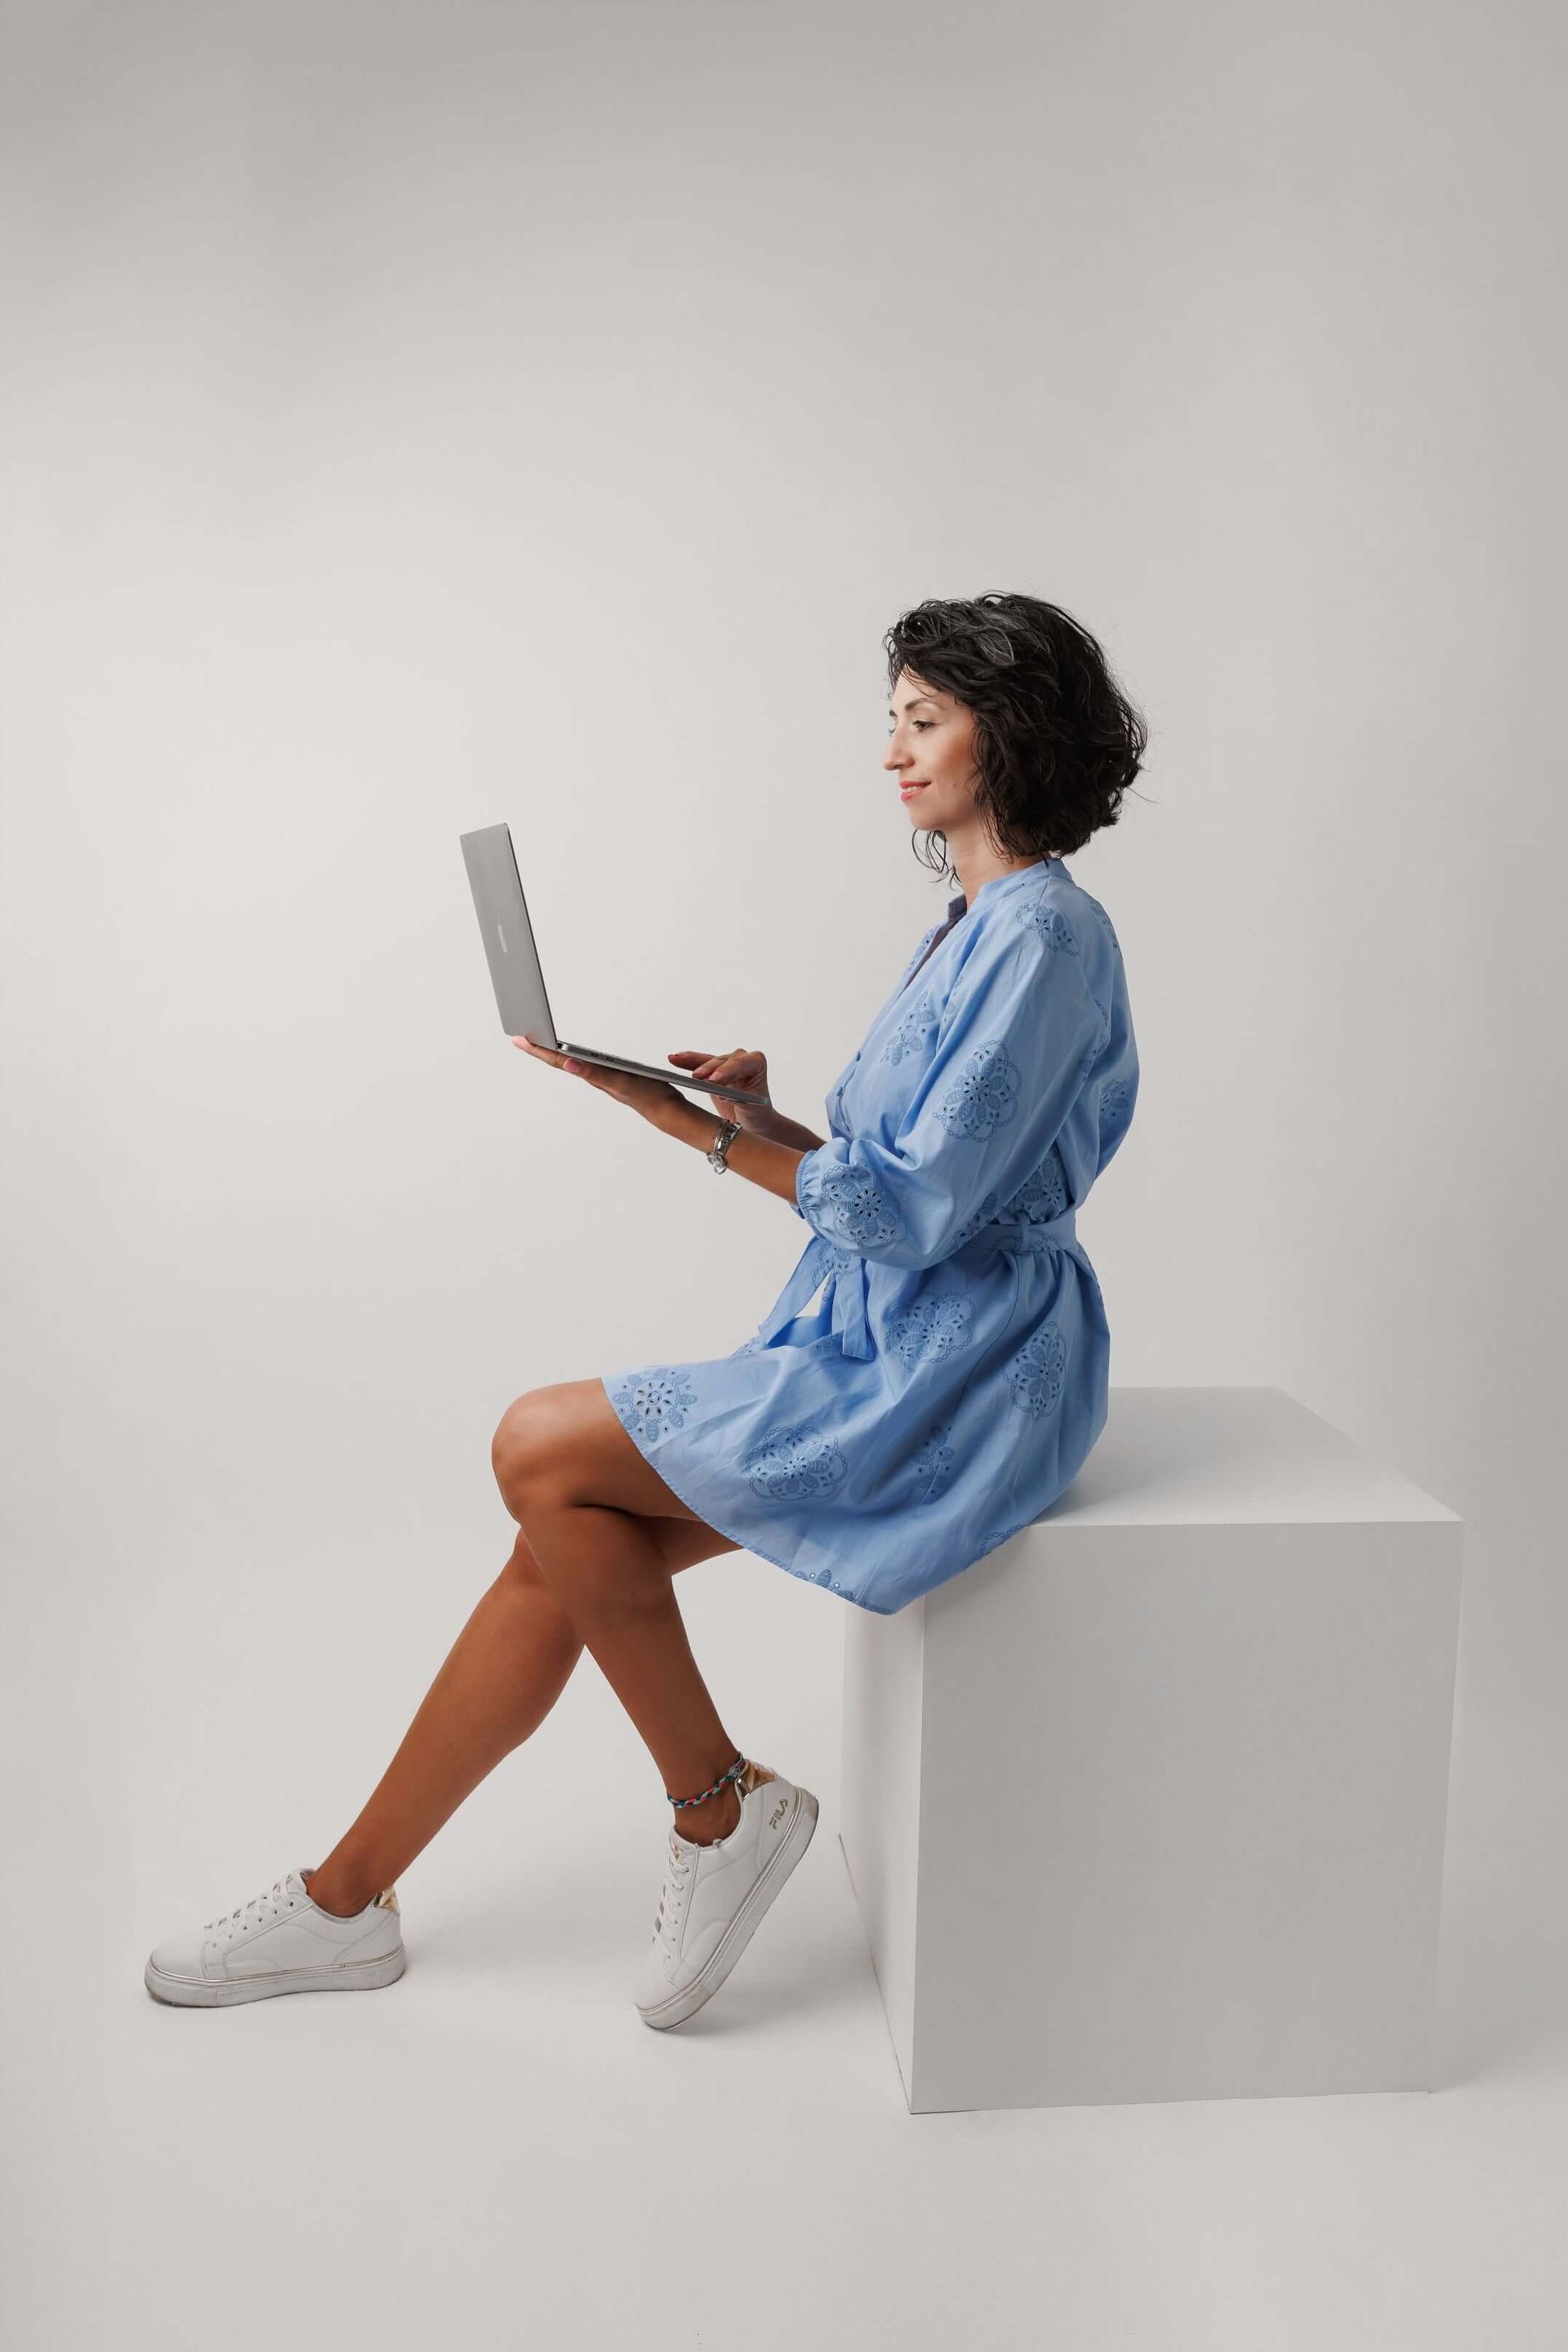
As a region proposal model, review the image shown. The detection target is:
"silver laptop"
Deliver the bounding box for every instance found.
[460,823,760,1105]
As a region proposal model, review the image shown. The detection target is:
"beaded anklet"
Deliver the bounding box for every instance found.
[668,1751,746,1811]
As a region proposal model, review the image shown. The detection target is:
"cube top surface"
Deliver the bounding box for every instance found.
[1041,1387,1459,1529]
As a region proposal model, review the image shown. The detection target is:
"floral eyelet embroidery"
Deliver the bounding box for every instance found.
[1018,902,1080,955]
[883,991,938,1066]
[998,1145,1069,1224]
[938,1040,1022,1140]
[913,1419,957,1503]
[1098,1076,1132,1135]
[805,1166,907,1250]
[951,1189,1001,1247]
[887,1293,976,1368]
[1006,1321,1069,1417]
[608,1368,700,1444]
[742,1418,849,1500]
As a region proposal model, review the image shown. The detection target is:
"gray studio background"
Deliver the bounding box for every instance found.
[3,2,1564,2346]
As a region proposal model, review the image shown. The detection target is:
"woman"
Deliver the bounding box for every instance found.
[144,592,1145,2032]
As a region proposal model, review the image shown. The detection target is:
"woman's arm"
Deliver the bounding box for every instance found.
[511,1034,821,1209]
[746,1108,827,1153]
[658,1049,823,1156]
[659,1098,812,1209]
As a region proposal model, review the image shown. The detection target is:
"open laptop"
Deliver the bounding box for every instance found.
[460,822,760,1105]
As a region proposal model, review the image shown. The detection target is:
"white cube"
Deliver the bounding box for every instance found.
[839,1387,1463,2113]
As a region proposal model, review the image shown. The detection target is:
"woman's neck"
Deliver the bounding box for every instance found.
[951,852,1051,906]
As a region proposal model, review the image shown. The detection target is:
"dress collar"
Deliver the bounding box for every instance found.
[946,855,1062,919]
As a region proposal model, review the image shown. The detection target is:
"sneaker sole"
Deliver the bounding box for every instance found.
[637,1783,819,2031]
[143,1946,406,2007]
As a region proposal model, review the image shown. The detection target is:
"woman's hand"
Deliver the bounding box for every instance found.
[664,1048,777,1134]
[511,1035,685,1129]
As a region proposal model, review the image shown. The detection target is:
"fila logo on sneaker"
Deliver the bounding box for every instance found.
[768,1797,787,1829]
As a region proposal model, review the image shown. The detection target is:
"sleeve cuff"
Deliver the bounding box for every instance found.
[791,1143,819,1223]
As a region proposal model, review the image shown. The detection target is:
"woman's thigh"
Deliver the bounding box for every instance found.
[492,1378,739,1567]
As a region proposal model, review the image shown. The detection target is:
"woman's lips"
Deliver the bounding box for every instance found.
[899,782,929,797]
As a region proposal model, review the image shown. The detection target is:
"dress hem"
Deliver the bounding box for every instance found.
[599,1372,1043,1615]
[598,1370,903,1614]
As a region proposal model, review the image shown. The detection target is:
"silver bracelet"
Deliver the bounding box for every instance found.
[706,1117,742,1174]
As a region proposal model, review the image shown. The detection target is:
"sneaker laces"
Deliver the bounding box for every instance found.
[651,1833,694,1951]
[203,1873,296,1935]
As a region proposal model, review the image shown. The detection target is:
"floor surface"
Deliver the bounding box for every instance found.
[7,1528,1565,2350]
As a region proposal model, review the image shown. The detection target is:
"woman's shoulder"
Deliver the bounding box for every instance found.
[949,866,1120,1031]
[1007,862,1125,988]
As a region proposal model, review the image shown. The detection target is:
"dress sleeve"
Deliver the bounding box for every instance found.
[792,922,1102,1269]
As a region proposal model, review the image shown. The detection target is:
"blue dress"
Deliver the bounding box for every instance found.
[600,855,1138,1614]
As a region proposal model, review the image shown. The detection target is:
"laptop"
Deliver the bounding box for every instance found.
[460,822,760,1105]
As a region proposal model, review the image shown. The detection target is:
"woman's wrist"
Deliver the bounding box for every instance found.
[665,1099,784,1147]
[661,1099,806,1208]
[735,1106,787,1143]
[663,1098,726,1150]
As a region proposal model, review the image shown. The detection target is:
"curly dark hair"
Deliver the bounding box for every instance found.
[884,592,1147,880]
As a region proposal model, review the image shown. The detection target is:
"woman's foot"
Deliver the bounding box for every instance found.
[144,1868,405,2007]
[636,1760,819,2029]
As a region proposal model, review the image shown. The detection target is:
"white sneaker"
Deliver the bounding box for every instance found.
[144,1868,405,2007]
[635,1758,818,2030]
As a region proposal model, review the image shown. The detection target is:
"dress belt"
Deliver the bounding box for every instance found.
[754,1207,1081,1363]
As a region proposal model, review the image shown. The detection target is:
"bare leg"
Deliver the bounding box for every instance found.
[515,1488,747,1851]
[305,1512,734,1916]
[491,1384,759,1855]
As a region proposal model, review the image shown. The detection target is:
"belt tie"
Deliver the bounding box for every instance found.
[755,1234,874,1359]
[753,1206,1080,1363]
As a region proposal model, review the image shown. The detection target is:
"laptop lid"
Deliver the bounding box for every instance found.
[459,822,562,1045]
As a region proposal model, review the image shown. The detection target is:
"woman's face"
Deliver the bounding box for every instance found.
[884,669,981,838]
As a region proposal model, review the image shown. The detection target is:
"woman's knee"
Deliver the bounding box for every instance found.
[491,1388,573,1510]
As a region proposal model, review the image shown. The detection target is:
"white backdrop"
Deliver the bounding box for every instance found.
[3,2,1565,2345]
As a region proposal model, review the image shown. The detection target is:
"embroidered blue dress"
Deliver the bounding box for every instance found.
[600,855,1138,1614]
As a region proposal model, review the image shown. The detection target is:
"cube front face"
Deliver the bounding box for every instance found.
[842,1518,1463,2114]
[840,1586,927,2101]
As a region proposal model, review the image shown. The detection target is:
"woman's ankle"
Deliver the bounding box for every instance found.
[675,1783,742,1846]
[302,1864,375,1918]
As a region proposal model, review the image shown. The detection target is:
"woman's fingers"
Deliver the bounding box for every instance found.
[516,1035,767,1094]
[516,1036,739,1094]
[670,1048,764,1081]
[669,1050,749,1076]
[512,1036,584,1072]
